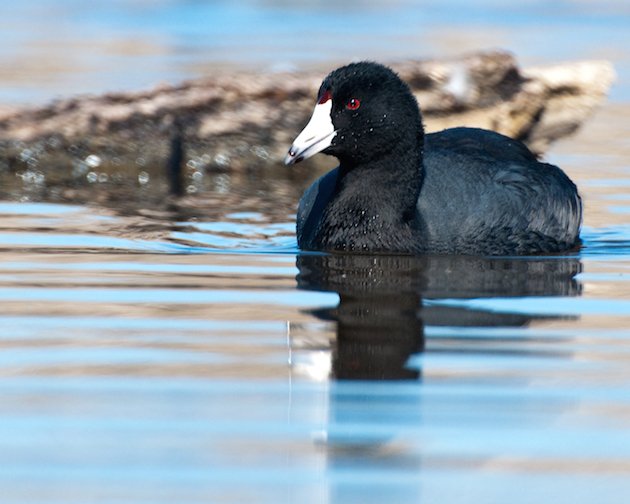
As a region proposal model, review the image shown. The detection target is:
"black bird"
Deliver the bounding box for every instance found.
[285,62,582,255]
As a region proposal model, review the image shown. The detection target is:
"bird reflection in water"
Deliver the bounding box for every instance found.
[295,253,582,381]
[293,253,582,503]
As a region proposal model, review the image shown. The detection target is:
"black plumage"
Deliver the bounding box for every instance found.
[288,62,582,255]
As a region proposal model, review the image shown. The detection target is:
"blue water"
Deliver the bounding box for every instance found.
[1,0,628,103]
[1,2,630,502]
[0,192,629,503]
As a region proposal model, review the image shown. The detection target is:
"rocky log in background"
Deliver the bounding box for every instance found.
[0,51,615,201]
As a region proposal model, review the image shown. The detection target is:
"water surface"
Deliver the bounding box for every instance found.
[1,0,629,104]
[0,104,630,503]
[1,2,630,502]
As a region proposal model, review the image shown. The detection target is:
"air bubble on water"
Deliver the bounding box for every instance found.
[187,158,199,169]
[136,157,147,167]
[186,184,198,194]
[191,170,203,181]
[138,171,150,185]
[87,171,98,183]
[85,154,102,168]
[98,173,108,183]
[214,153,230,167]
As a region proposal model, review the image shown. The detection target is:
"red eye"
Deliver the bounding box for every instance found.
[346,98,360,110]
[318,90,332,104]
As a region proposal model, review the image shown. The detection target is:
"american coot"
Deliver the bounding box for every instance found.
[284,62,582,256]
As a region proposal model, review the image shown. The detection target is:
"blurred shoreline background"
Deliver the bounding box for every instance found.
[0,0,627,233]
[1,0,628,106]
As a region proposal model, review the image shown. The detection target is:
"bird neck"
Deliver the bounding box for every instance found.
[315,140,424,253]
[337,139,424,217]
